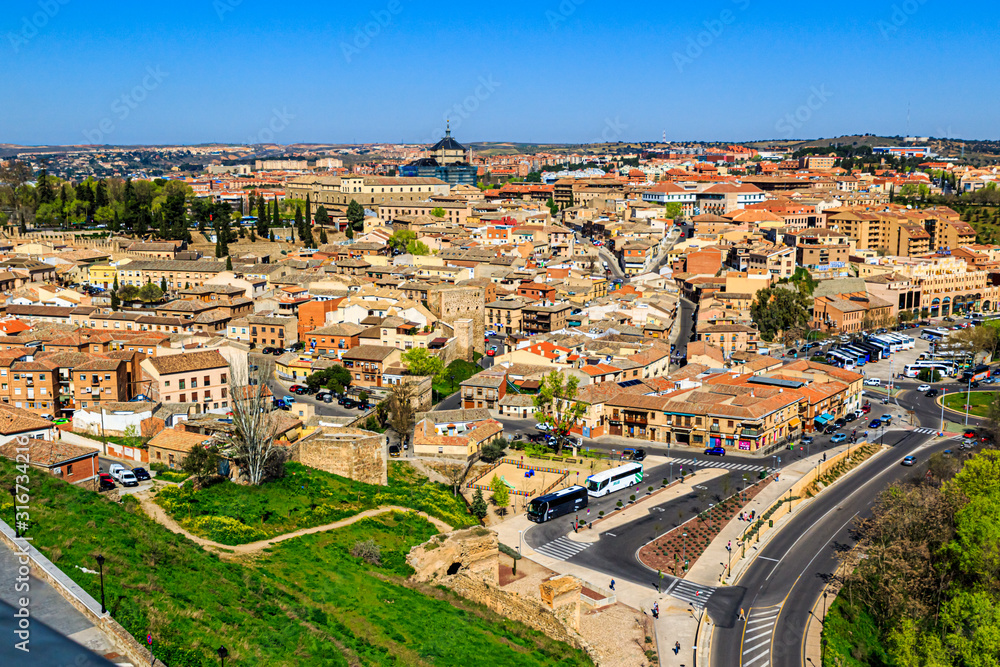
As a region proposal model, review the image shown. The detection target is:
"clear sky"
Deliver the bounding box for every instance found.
[2,0,996,146]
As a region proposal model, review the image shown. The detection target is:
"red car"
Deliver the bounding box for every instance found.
[98,473,116,491]
[486,349,496,357]
[861,404,871,414]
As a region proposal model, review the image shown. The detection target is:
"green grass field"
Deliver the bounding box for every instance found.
[822,597,889,667]
[941,390,998,418]
[433,359,481,402]
[0,459,593,667]
[155,461,476,545]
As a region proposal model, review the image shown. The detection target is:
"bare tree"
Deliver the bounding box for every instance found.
[225,357,282,485]
[388,380,416,437]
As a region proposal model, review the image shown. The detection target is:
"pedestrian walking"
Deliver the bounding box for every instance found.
[674,641,681,655]
[609,579,615,591]
[739,607,746,620]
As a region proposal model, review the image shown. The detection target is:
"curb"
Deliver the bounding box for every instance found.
[727,443,892,587]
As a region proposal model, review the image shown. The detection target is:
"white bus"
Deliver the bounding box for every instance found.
[903,362,956,378]
[585,462,644,497]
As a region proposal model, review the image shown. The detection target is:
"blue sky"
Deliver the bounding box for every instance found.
[2,0,996,145]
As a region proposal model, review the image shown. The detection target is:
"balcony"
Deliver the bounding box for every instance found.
[741,429,761,438]
[623,414,648,426]
[710,424,720,433]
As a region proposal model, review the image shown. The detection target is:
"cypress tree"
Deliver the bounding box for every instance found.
[272,198,280,231]
[256,196,267,237]
[319,228,328,245]
[305,194,312,228]
[226,256,233,270]
[36,168,55,204]
[295,206,304,241]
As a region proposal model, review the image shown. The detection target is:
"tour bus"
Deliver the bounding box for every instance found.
[872,335,903,353]
[526,485,588,523]
[854,340,886,362]
[826,351,856,370]
[585,462,644,497]
[903,362,956,378]
[962,364,992,383]
[864,337,892,357]
[921,328,951,342]
[839,346,870,364]
[883,333,915,350]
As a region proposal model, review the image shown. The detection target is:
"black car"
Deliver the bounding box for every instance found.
[342,399,357,409]
[261,347,276,355]
[926,389,939,397]
[132,467,151,481]
[971,381,981,389]
[624,448,647,461]
[845,413,858,422]
[834,418,846,429]
[824,423,838,435]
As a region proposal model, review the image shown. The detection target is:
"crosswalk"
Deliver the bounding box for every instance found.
[664,578,715,609]
[671,457,770,472]
[534,536,592,561]
[913,427,939,435]
[741,604,781,667]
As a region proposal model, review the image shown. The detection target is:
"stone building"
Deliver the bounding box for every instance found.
[294,425,387,486]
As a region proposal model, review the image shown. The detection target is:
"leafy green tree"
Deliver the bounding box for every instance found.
[272,197,280,230]
[401,347,445,380]
[305,365,352,392]
[183,444,220,483]
[471,488,488,521]
[118,284,139,301]
[547,198,559,216]
[389,229,416,251]
[490,474,510,516]
[664,202,683,219]
[346,200,365,229]
[406,240,430,255]
[345,224,353,240]
[315,205,330,228]
[481,438,507,463]
[750,287,810,343]
[430,207,446,219]
[533,370,586,454]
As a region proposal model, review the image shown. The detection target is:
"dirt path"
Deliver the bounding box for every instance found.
[136,494,452,556]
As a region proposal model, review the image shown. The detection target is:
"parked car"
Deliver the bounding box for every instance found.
[845,412,858,422]
[863,378,881,386]
[943,316,955,322]
[901,456,916,466]
[824,423,839,435]
[132,467,151,481]
[831,433,847,444]
[623,448,646,461]
[261,347,276,355]
[801,435,814,445]
[861,404,872,414]
[971,381,981,389]
[108,464,139,487]
[389,445,401,458]
[964,429,977,439]
[98,473,116,491]
[704,446,726,456]
[487,349,496,357]
[834,418,847,429]
[289,384,308,395]
[322,394,334,403]
[916,384,932,392]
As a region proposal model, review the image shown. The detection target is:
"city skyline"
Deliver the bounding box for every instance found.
[2,0,996,145]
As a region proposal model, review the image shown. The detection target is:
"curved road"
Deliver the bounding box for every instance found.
[713,378,987,667]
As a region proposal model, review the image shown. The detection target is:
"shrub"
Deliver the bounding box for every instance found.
[351,538,382,566]
[186,516,267,545]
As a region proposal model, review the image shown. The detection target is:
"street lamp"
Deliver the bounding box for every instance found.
[95,554,106,614]
[217,646,229,667]
[517,529,523,555]
[450,373,455,394]
[966,375,973,426]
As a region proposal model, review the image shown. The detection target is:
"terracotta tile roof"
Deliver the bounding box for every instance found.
[147,350,227,375]
[147,428,214,454]
[0,439,97,466]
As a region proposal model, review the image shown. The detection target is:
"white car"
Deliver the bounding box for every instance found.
[863,378,881,386]
[108,463,139,487]
[916,384,931,392]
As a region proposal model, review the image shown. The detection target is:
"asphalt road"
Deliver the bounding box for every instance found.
[711,428,964,667]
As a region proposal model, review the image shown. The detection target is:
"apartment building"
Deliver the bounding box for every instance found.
[460,370,507,410]
[522,303,573,335]
[745,245,795,278]
[140,350,230,413]
[696,324,760,356]
[71,358,130,412]
[783,229,851,268]
[305,323,364,356]
[812,292,894,333]
[486,299,526,335]
[286,175,450,214]
[0,358,59,417]
[337,345,401,388]
[228,313,298,349]
[116,260,228,289]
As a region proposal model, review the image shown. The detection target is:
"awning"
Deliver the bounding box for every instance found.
[821,412,835,421]
[814,414,831,425]
[789,417,802,428]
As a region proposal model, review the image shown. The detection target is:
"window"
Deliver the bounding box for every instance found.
[165,380,171,387]
[179,380,185,389]
[191,378,197,388]
[180,394,186,402]
[221,374,227,383]
[66,464,72,475]
[204,376,210,386]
